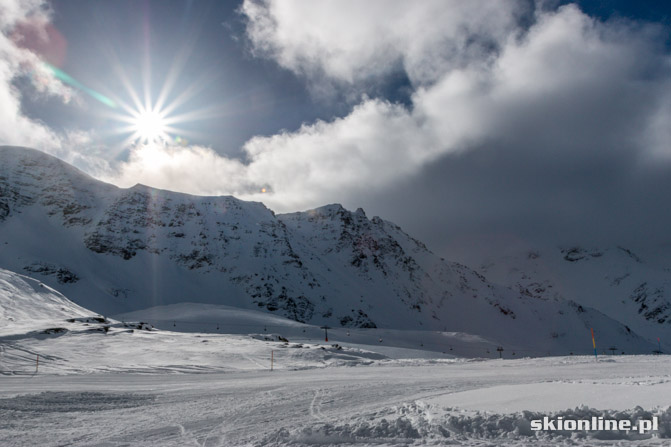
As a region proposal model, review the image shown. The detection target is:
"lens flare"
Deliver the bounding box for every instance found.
[44,63,117,108]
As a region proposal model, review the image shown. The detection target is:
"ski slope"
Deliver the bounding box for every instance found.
[115,302,519,359]
[2,358,671,446]
[2,267,671,446]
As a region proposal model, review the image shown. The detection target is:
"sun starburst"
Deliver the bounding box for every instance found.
[131,108,168,143]
[89,25,229,151]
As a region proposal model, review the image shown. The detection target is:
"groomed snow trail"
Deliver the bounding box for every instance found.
[1,356,670,446]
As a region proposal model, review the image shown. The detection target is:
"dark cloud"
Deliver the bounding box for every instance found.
[233,2,670,262]
[355,133,671,263]
[3,1,670,265]
[101,3,671,265]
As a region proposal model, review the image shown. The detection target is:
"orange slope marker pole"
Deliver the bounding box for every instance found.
[591,328,597,360]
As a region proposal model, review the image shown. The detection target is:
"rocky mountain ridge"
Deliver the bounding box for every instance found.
[0,146,657,354]
[479,244,671,346]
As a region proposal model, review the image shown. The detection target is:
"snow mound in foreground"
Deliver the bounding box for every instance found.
[264,404,671,445]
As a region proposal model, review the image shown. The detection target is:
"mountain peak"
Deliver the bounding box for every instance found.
[0,147,659,353]
[308,203,346,215]
[296,204,370,222]
[0,145,114,191]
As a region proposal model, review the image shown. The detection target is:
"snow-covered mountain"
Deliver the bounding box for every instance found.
[3,264,670,446]
[0,267,93,335]
[0,146,657,354]
[478,245,671,350]
[0,265,395,375]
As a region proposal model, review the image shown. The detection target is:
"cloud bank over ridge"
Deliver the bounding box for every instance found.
[111,2,670,208]
[1,0,670,257]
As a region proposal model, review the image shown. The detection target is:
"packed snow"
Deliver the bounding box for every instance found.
[2,267,670,446]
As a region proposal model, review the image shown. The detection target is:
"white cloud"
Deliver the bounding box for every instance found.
[105,2,669,213]
[2,0,669,223]
[643,74,671,161]
[101,144,252,197]
[240,0,521,86]
[0,0,47,30]
[0,0,78,153]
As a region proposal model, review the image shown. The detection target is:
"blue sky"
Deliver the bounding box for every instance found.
[34,0,668,152]
[2,0,670,261]
[32,0,422,153]
[42,0,325,152]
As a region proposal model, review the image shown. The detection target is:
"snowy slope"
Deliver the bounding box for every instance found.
[2,357,671,446]
[478,245,671,350]
[1,265,671,446]
[0,146,657,354]
[0,267,391,375]
[115,302,511,359]
[0,268,93,336]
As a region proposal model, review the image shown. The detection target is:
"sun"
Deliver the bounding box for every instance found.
[111,102,175,146]
[133,109,168,143]
[102,42,222,149]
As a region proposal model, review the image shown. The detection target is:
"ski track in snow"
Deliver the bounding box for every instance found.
[309,388,326,423]
[2,358,671,446]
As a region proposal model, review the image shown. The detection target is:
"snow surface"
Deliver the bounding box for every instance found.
[0,268,92,336]
[3,357,671,446]
[0,146,658,356]
[2,146,670,445]
[479,244,671,351]
[115,302,506,359]
[2,267,671,446]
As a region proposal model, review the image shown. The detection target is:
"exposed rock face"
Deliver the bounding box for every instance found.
[0,146,657,353]
[23,262,79,284]
[630,282,670,324]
